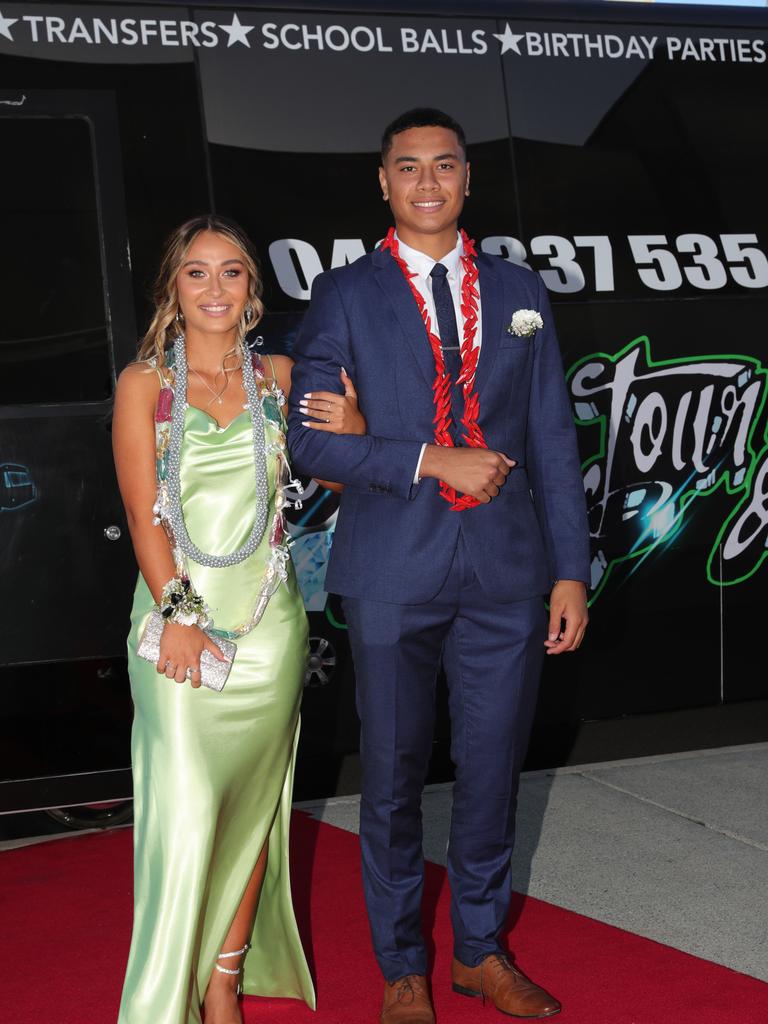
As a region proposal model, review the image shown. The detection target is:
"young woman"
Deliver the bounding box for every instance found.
[113,215,361,1024]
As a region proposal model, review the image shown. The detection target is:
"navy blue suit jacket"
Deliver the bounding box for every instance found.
[288,246,590,605]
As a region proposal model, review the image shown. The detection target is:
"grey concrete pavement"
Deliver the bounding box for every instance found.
[298,743,768,981]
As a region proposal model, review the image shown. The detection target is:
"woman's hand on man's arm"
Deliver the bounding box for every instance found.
[292,367,366,493]
[299,368,366,436]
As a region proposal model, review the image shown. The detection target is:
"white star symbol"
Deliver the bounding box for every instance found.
[0,9,18,41]
[219,13,255,48]
[493,24,525,56]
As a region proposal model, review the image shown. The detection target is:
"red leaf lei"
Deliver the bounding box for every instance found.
[381,227,487,511]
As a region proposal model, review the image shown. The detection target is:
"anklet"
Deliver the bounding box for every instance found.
[215,942,250,975]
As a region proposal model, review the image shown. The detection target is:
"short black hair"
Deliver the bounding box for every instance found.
[381,108,467,161]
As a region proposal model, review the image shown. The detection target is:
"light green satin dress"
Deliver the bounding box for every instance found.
[118,399,315,1024]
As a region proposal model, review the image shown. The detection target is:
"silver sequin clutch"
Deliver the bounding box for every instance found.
[136,610,237,692]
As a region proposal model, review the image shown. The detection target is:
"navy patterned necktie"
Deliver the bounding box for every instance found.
[430,262,464,441]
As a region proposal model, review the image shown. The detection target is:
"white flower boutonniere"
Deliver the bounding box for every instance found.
[508,309,544,338]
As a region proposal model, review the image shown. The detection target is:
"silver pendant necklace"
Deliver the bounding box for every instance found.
[165,335,269,568]
[188,363,231,407]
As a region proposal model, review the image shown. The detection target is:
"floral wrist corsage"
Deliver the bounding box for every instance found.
[159,576,210,628]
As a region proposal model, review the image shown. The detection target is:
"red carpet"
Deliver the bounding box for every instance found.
[2,812,767,1023]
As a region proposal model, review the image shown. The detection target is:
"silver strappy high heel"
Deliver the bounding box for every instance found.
[214,942,251,996]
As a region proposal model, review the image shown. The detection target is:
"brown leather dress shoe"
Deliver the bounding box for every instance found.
[452,953,561,1019]
[381,974,436,1024]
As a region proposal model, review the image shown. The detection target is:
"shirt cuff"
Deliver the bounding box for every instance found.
[413,443,428,485]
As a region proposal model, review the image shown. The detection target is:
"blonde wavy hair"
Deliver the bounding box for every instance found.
[136,215,265,369]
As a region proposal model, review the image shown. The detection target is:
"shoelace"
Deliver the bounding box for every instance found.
[482,954,526,996]
[491,954,514,973]
[393,975,420,1003]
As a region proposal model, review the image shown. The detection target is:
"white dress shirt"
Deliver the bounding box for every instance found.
[394,232,483,483]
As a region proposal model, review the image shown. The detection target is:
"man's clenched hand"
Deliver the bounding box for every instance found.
[419,445,516,503]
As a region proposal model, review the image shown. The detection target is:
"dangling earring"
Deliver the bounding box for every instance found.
[174,309,185,343]
[244,305,253,324]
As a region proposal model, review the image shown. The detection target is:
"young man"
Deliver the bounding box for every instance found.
[289,109,590,1023]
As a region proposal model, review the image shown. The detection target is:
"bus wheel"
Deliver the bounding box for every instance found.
[45,801,134,831]
[304,636,336,688]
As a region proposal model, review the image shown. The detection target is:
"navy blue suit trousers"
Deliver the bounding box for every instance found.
[344,535,546,979]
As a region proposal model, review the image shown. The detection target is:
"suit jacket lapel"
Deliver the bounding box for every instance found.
[373,247,435,391]
[474,254,504,395]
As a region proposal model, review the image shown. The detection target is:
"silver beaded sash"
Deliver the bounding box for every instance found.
[165,336,269,568]
[151,340,302,640]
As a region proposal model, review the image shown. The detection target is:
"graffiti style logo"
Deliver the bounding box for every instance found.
[568,337,768,599]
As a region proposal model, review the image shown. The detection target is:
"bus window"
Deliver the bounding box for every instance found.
[0,117,111,404]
